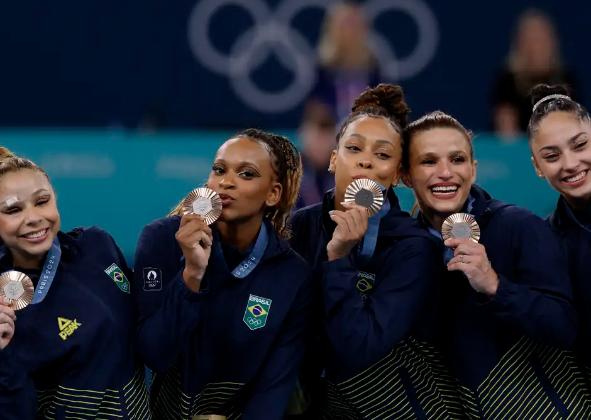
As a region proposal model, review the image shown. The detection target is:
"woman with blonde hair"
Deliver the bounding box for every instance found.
[309,0,380,124]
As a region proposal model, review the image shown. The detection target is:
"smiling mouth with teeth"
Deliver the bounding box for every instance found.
[431,186,458,194]
[564,171,587,184]
[22,229,48,239]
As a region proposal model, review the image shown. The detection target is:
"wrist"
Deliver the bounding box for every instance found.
[183,265,205,292]
[327,240,354,261]
[483,270,500,298]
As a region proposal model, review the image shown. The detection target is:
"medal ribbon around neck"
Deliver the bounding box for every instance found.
[0,237,62,305]
[182,222,270,279]
[222,222,269,278]
[358,182,390,261]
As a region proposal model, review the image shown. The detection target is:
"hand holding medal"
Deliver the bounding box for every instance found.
[442,213,499,297]
[0,272,28,349]
[176,188,221,290]
[327,179,384,261]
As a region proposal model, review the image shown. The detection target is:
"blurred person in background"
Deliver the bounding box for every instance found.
[294,101,336,210]
[309,0,380,126]
[529,84,591,387]
[491,8,580,138]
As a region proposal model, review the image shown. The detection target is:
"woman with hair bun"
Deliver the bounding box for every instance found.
[291,84,462,418]
[529,84,591,387]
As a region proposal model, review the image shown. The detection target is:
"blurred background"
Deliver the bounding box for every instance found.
[2,0,589,262]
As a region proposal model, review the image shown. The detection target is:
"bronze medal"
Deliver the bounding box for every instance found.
[182,188,223,225]
[0,271,34,310]
[344,179,384,217]
[441,213,480,243]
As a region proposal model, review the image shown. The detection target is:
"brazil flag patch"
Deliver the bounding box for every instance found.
[243,294,271,330]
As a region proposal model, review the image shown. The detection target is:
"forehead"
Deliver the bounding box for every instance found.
[216,137,272,165]
[344,116,400,143]
[0,170,51,199]
[411,128,470,154]
[536,112,588,145]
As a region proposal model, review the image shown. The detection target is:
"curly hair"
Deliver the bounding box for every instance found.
[336,83,411,144]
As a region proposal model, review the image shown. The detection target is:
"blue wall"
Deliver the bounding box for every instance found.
[0,131,557,263]
[1,0,589,130]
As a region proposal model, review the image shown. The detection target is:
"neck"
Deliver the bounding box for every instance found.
[217,217,263,252]
[422,207,450,233]
[12,250,45,270]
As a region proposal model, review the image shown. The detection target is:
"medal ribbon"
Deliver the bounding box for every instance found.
[226,222,269,278]
[181,222,269,279]
[0,237,62,304]
[358,183,390,261]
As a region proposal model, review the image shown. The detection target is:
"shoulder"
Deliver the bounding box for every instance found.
[291,203,322,228]
[60,226,127,265]
[273,236,313,278]
[140,215,182,237]
[493,202,545,227]
[62,226,117,248]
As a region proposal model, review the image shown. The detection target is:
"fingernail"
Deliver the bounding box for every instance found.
[444,239,450,246]
[340,202,347,206]
[329,210,335,215]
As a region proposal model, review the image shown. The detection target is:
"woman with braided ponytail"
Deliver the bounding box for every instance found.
[290,84,463,418]
[133,129,313,419]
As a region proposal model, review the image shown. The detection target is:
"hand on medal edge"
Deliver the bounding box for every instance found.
[445,238,499,298]
[176,213,213,292]
[327,201,369,261]
[0,297,16,350]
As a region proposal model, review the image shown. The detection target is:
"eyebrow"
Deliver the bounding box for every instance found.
[348,133,395,147]
[215,159,260,169]
[539,132,587,152]
[0,189,50,208]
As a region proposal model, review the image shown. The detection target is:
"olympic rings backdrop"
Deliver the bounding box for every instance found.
[1,0,588,131]
[0,131,558,264]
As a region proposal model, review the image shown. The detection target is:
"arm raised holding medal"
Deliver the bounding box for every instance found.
[326,201,369,261]
[176,213,213,292]
[134,190,219,373]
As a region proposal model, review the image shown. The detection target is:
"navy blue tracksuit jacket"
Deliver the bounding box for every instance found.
[420,185,590,420]
[291,189,464,419]
[0,227,150,420]
[548,196,591,383]
[134,217,313,420]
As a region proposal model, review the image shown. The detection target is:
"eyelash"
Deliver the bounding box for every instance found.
[211,165,256,179]
[543,141,588,161]
[344,145,391,159]
[421,156,465,165]
[3,198,50,215]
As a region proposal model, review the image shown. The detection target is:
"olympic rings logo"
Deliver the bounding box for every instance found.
[248,318,263,327]
[187,0,439,113]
